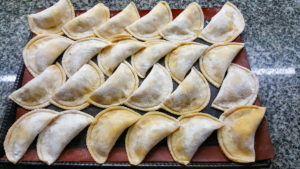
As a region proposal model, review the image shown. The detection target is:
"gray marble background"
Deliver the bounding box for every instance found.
[0,0,299,168]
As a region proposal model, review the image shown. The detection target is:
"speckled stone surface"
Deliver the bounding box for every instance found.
[0,0,299,168]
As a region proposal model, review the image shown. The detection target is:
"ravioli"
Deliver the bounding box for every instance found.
[160,2,204,41]
[199,2,245,43]
[9,64,66,110]
[125,64,173,111]
[62,3,109,40]
[23,34,73,77]
[126,112,179,165]
[126,1,172,41]
[28,0,75,35]
[199,42,244,88]
[212,64,259,111]
[218,106,266,163]
[87,106,141,164]
[163,68,210,115]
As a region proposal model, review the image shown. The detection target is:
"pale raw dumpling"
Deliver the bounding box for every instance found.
[97,39,145,76]
[51,62,104,110]
[218,105,266,163]
[163,68,210,115]
[28,0,75,35]
[62,38,110,77]
[94,2,140,41]
[126,112,179,165]
[212,64,259,111]
[165,42,208,83]
[62,3,109,40]
[9,64,66,110]
[23,34,73,77]
[199,2,245,43]
[4,109,58,164]
[125,64,173,111]
[168,113,223,165]
[89,62,138,108]
[199,42,244,88]
[87,106,141,164]
[131,40,178,78]
[126,1,172,41]
[37,110,94,165]
[160,2,204,42]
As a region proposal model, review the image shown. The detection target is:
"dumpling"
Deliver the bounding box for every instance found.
[199,2,245,43]
[212,64,259,111]
[37,110,94,165]
[87,106,141,164]
[165,42,208,83]
[199,42,244,88]
[131,40,177,78]
[62,3,109,40]
[125,64,173,111]
[163,68,210,115]
[23,34,73,77]
[168,113,223,165]
[4,109,58,164]
[94,2,140,41]
[9,64,66,110]
[62,38,110,77]
[217,105,266,163]
[160,2,204,42]
[51,62,104,110]
[28,0,75,35]
[97,39,145,76]
[126,112,179,165]
[89,62,138,108]
[126,1,172,41]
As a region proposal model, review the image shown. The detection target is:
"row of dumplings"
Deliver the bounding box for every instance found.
[5,105,266,165]
[28,0,245,43]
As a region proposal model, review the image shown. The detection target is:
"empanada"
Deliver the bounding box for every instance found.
[125,64,173,111]
[199,42,244,88]
[163,68,210,115]
[212,64,259,111]
[28,0,75,35]
[126,112,179,165]
[218,106,266,163]
[87,106,141,164]
[9,63,66,110]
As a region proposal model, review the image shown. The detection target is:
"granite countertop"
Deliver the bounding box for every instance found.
[0,0,299,168]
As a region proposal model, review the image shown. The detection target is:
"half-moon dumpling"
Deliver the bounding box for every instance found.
[87,106,141,164]
[199,42,244,88]
[9,64,66,110]
[199,2,245,44]
[125,64,173,111]
[97,39,145,76]
[4,109,58,164]
[94,2,140,41]
[28,0,75,35]
[89,62,138,108]
[37,110,94,165]
[23,34,73,77]
[160,2,204,42]
[218,105,266,163]
[126,1,172,41]
[126,112,179,165]
[168,113,223,165]
[62,38,110,77]
[212,64,259,111]
[165,42,208,83]
[163,68,210,115]
[62,3,109,40]
[51,62,104,110]
[131,40,178,78]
